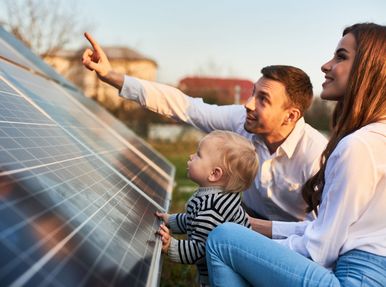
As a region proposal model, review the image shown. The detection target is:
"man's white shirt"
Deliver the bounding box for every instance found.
[120,76,328,221]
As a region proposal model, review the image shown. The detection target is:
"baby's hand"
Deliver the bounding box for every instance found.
[155,211,170,226]
[158,224,171,253]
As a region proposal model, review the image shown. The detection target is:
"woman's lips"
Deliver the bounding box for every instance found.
[322,76,333,88]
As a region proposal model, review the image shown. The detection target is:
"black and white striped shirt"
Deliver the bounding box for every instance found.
[168,186,250,285]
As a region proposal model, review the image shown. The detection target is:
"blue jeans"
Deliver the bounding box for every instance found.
[206,223,386,287]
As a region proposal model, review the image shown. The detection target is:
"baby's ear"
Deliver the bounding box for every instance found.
[208,167,223,182]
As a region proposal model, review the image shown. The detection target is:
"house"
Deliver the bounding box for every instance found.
[44,46,157,111]
[178,76,254,105]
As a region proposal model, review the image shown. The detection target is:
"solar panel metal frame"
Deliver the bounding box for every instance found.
[0,27,174,287]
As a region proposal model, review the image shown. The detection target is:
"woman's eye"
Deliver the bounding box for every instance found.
[336,53,346,60]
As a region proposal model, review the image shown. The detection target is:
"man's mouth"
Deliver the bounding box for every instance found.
[246,113,257,121]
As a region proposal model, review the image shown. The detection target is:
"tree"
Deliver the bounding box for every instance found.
[1,0,91,58]
[304,96,336,133]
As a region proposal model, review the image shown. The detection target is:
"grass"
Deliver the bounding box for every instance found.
[149,140,200,286]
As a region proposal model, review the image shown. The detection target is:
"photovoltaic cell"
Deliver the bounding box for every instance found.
[65,89,174,176]
[0,60,172,208]
[0,163,160,287]
[0,27,174,287]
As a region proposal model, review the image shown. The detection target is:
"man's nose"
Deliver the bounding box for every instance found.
[244,96,256,111]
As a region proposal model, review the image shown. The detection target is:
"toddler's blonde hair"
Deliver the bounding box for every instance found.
[204,130,259,193]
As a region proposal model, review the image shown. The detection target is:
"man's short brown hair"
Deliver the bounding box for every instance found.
[261,65,313,115]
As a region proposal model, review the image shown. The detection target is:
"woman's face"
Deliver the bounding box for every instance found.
[320,33,357,101]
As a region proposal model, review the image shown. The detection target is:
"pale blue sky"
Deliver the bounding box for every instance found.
[5,0,386,94]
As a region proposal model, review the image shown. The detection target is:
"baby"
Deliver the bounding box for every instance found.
[156,130,259,286]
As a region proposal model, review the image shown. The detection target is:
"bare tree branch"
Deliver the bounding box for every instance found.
[1,0,93,57]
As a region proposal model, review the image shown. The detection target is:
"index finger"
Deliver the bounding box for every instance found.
[84,32,102,52]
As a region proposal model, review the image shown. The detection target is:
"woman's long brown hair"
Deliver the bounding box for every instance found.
[302,23,386,214]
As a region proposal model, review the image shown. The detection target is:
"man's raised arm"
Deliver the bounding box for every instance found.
[81,32,243,133]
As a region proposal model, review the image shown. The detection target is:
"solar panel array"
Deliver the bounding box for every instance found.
[0,27,174,287]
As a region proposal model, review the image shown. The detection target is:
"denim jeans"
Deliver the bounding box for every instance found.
[206,223,386,287]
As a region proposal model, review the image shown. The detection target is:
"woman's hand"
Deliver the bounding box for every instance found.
[247,214,273,238]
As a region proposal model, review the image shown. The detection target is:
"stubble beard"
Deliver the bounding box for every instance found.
[244,121,259,135]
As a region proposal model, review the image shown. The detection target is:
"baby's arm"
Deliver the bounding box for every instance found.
[168,236,206,264]
[156,211,188,234]
[155,211,170,226]
[158,224,206,264]
[168,213,188,234]
[155,211,187,233]
[168,209,227,264]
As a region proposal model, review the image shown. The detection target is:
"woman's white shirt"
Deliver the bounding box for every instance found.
[273,121,386,269]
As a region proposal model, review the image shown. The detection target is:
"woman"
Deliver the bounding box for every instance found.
[206,23,386,286]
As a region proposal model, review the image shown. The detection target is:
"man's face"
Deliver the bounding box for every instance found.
[244,77,290,138]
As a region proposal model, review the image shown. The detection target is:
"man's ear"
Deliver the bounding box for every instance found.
[284,107,301,125]
[208,167,223,182]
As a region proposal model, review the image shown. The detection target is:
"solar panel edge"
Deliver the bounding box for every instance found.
[146,239,163,287]
[0,26,79,91]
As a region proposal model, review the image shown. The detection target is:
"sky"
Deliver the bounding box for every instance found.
[3,0,386,94]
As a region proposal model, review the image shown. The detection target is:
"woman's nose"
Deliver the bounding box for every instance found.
[321,59,332,73]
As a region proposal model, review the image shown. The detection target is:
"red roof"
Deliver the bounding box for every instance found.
[178,76,253,104]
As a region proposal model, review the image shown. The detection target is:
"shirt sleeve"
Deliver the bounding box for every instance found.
[119,76,245,133]
[168,209,226,264]
[119,76,144,102]
[276,135,377,268]
[168,213,187,234]
[272,220,310,239]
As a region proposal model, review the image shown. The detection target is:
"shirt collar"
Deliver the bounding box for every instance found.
[278,117,305,159]
[195,186,224,196]
[252,117,306,159]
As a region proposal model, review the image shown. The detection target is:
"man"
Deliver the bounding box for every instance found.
[82,32,327,224]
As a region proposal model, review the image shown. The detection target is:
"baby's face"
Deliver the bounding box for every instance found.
[187,137,222,186]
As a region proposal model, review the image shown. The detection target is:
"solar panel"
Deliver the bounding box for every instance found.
[0,28,77,90]
[0,27,174,287]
